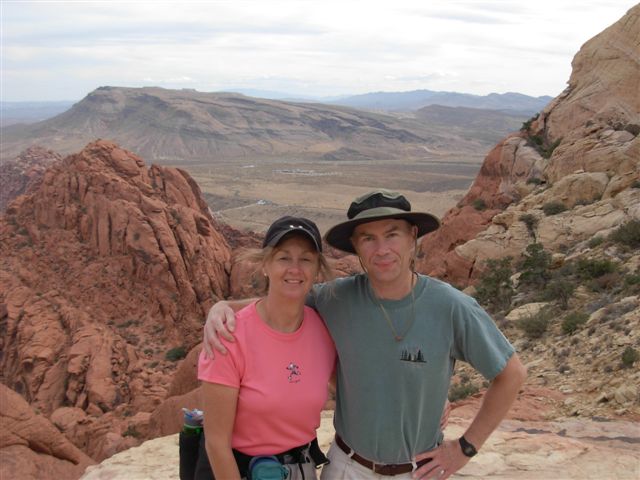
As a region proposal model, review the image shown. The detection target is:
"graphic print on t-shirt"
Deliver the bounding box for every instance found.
[400,346,426,363]
[286,362,301,382]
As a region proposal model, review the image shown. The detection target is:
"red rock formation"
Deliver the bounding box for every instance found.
[0,383,94,480]
[417,136,539,286]
[0,140,231,463]
[0,145,61,211]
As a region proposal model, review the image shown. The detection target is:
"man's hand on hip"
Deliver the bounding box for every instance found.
[412,439,469,480]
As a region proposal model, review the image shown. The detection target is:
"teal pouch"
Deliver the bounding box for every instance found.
[247,456,289,480]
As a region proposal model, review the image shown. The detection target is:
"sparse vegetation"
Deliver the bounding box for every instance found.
[519,214,538,238]
[520,114,539,132]
[519,243,552,288]
[574,258,617,280]
[609,220,640,249]
[526,177,544,185]
[448,381,480,402]
[621,346,639,368]
[474,257,514,311]
[165,346,187,361]
[542,278,576,310]
[517,308,554,339]
[472,198,487,211]
[542,201,567,216]
[587,236,605,248]
[562,312,588,335]
[123,425,141,438]
[631,180,640,189]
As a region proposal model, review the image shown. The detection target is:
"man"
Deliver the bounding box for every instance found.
[204,189,526,479]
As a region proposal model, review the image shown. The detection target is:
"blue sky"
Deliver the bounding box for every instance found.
[1,0,637,101]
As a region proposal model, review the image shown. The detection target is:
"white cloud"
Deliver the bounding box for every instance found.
[1,0,637,100]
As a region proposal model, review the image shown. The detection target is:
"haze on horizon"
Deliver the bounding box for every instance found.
[1,0,637,102]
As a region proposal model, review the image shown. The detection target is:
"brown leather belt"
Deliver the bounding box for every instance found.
[335,434,431,476]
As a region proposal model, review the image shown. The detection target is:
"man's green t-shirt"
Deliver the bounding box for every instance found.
[309,274,515,464]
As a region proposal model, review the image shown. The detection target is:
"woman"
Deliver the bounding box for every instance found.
[198,216,336,480]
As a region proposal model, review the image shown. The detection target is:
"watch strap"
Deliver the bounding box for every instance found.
[459,435,478,457]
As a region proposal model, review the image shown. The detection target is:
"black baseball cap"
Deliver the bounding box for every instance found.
[263,216,323,252]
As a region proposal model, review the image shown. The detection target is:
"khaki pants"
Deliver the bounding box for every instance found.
[320,442,415,480]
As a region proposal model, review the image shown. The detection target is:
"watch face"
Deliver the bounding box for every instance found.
[463,444,476,457]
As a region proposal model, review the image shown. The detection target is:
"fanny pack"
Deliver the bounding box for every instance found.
[239,438,329,480]
[248,456,289,480]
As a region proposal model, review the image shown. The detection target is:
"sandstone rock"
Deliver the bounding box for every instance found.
[0,383,94,480]
[0,146,61,211]
[505,303,551,322]
[614,385,638,405]
[0,140,233,461]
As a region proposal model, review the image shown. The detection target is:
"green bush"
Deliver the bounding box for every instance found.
[621,347,639,368]
[519,243,552,288]
[123,425,140,438]
[519,214,538,238]
[587,236,604,248]
[621,347,639,366]
[543,278,576,310]
[165,346,187,361]
[448,382,480,402]
[474,257,514,311]
[517,308,554,339]
[472,198,487,211]
[542,201,567,216]
[609,220,640,249]
[574,258,617,280]
[561,312,588,335]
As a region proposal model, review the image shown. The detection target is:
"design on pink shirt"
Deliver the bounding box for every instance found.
[286,362,301,383]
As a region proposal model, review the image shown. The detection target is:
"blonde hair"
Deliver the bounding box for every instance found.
[236,237,333,295]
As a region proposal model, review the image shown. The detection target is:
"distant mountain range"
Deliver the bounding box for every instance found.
[328,90,552,114]
[1,101,76,127]
[1,86,536,164]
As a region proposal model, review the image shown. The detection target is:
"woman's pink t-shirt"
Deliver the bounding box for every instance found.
[198,302,336,456]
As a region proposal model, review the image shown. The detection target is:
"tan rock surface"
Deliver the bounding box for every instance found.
[80,407,640,480]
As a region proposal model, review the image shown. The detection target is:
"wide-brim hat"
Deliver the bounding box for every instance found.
[324,189,440,253]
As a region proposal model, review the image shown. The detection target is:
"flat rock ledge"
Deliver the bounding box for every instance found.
[81,411,640,479]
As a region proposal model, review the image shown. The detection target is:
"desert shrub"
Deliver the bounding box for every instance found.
[609,220,640,249]
[624,124,640,136]
[589,272,622,292]
[631,180,640,189]
[517,308,554,339]
[472,198,487,211]
[526,177,544,185]
[520,114,539,132]
[123,425,140,438]
[542,138,562,159]
[621,347,639,367]
[587,236,604,248]
[543,278,576,309]
[165,346,187,361]
[474,257,514,311]
[448,382,480,402]
[574,258,617,280]
[519,243,552,288]
[519,214,538,238]
[542,201,567,216]
[562,312,588,335]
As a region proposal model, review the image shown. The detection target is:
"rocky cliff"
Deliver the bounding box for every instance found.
[0,140,231,472]
[417,4,639,286]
